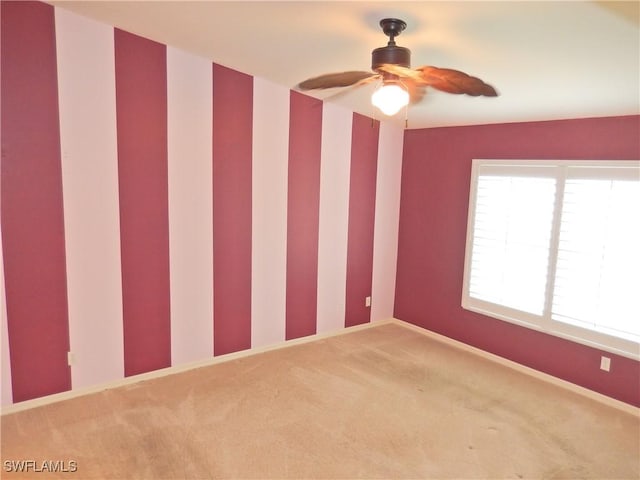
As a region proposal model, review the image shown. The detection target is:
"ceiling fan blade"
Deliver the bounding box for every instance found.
[297,71,377,90]
[315,75,381,102]
[415,66,498,97]
[377,64,424,82]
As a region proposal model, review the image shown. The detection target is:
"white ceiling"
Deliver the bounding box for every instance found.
[49,1,639,129]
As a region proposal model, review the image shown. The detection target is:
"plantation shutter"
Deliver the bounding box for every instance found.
[551,167,640,341]
[468,166,557,316]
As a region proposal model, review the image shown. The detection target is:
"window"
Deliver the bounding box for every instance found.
[462,160,640,359]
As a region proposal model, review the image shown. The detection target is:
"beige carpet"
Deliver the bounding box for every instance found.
[1,322,638,479]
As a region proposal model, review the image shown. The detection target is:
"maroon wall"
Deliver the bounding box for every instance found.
[1,1,71,401]
[212,64,254,356]
[345,114,379,327]
[395,115,640,407]
[285,91,323,340]
[115,29,172,376]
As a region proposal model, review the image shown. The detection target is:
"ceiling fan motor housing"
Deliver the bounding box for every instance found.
[371,45,411,71]
[371,18,411,71]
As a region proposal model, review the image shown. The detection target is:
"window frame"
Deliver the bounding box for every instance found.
[462,159,640,360]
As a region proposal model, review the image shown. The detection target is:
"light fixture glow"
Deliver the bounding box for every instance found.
[371,83,409,116]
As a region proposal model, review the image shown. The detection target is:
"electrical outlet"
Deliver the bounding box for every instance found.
[365,296,371,307]
[600,356,611,372]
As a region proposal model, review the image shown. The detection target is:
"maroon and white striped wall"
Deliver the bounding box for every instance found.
[0,2,404,405]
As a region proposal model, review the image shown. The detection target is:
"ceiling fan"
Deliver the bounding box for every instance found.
[297,18,498,118]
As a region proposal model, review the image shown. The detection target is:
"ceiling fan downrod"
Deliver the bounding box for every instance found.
[380,18,406,45]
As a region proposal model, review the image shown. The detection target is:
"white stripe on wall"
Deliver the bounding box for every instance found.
[251,77,290,348]
[1,240,12,406]
[316,103,353,334]
[371,121,404,322]
[55,9,124,388]
[167,47,214,365]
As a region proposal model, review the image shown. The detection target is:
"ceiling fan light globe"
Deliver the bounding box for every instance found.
[371,84,409,116]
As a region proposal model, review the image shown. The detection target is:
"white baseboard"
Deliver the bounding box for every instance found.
[0,320,389,416]
[3,318,637,417]
[390,318,639,417]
